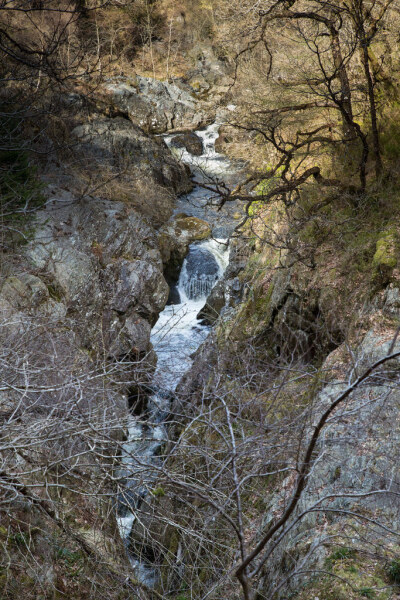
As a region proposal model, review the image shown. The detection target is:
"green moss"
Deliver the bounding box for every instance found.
[56,546,83,565]
[0,138,45,245]
[360,588,376,598]
[168,531,179,556]
[9,531,28,548]
[46,283,63,302]
[175,216,211,240]
[381,104,400,160]
[297,545,393,600]
[333,465,341,481]
[325,546,356,567]
[373,228,399,270]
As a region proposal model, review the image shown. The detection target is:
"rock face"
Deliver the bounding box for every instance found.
[26,187,169,361]
[99,76,211,134]
[72,116,192,200]
[184,44,233,101]
[252,327,400,598]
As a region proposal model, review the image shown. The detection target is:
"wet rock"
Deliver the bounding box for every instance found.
[185,246,219,278]
[181,246,220,300]
[197,241,249,324]
[166,284,181,306]
[197,279,225,324]
[169,132,203,156]
[159,215,212,282]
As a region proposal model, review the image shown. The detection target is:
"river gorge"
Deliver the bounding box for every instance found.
[116,121,239,585]
[2,4,400,597]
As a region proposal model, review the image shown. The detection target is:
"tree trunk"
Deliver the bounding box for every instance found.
[330,28,354,140]
[359,30,383,178]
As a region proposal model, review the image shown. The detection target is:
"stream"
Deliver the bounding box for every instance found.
[116,121,241,585]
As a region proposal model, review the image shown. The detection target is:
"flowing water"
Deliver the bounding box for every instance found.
[116,122,240,584]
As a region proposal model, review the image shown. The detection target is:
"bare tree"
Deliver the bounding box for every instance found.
[205,0,395,214]
[135,325,400,600]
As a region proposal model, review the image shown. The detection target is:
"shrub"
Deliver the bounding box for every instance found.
[386,559,400,584]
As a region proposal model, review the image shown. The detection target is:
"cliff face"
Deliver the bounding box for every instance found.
[0,1,237,590]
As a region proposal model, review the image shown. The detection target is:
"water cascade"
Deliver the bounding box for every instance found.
[116,122,238,585]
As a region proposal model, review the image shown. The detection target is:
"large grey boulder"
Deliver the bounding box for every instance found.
[100,76,211,134]
[169,132,203,156]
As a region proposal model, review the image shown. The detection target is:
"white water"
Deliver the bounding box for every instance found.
[152,237,229,389]
[166,123,245,238]
[116,123,234,584]
[166,122,232,177]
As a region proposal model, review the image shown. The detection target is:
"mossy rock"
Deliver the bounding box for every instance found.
[174,216,211,240]
[371,227,400,288]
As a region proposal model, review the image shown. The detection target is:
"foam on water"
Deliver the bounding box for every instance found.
[165,122,233,177]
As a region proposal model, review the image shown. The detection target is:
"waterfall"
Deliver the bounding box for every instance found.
[183,273,217,300]
[178,240,228,301]
[117,122,234,587]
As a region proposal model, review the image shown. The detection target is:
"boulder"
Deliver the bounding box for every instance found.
[99,76,211,134]
[214,124,234,153]
[197,279,225,324]
[169,132,203,156]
